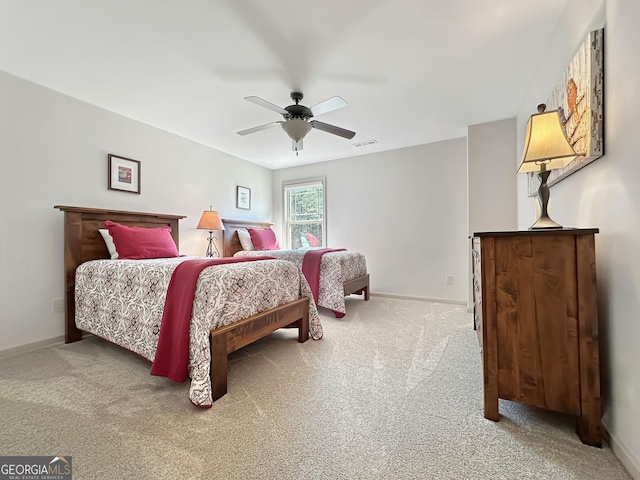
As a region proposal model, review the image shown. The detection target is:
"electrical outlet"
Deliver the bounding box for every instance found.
[446,275,454,285]
[52,298,65,313]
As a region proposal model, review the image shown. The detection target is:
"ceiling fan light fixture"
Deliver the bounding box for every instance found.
[281,119,312,142]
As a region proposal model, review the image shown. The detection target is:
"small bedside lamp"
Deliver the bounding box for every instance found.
[197,207,224,257]
[518,104,577,229]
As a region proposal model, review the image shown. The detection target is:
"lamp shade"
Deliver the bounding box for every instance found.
[281,119,313,142]
[197,210,224,230]
[518,104,577,173]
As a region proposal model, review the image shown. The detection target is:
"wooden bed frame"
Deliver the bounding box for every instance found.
[221,218,370,302]
[54,205,310,401]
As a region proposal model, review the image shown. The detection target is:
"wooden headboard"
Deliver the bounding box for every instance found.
[54,205,186,343]
[221,218,273,257]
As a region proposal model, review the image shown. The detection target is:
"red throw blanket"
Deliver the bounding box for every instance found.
[150,256,275,382]
[301,248,346,305]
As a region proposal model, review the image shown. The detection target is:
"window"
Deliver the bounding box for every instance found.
[283,178,325,249]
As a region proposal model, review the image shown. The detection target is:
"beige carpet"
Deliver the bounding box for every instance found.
[0,296,631,479]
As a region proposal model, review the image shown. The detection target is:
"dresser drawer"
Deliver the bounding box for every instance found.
[471,237,483,349]
[474,300,483,350]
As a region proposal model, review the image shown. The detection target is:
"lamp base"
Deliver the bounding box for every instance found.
[205,231,220,258]
[530,168,563,230]
[529,215,563,230]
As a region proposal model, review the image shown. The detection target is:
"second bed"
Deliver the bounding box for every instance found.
[222,219,370,317]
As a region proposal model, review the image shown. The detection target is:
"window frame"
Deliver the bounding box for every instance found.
[283,177,326,249]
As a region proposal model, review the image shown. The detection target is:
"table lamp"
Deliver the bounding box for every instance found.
[518,104,577,229]
[197,207,224,257]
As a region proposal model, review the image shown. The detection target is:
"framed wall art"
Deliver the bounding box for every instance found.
[108,154,141,194]
[527,28,604,196]
[236,185,251,210]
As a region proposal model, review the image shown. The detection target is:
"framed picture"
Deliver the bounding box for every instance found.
[108,154,141,194]
[527,28,604,196]
[236,185,251,210]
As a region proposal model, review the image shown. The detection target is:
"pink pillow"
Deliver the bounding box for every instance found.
[304,231,322,247]
[105,220,180,260]
[247,227,280,251]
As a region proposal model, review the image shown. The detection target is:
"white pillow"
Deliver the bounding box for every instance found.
[237,228,255,251]
[99,229,119,259]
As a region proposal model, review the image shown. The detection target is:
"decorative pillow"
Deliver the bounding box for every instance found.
[237,228,255,251]
[299,232,311,249]
[99,229,119,259]
[105,220,180,260]
[304,231,322,247]
[247,227,280,251]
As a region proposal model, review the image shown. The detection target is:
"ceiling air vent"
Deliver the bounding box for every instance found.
[353,139,377,147]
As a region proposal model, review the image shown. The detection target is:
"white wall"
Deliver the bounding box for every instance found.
[272,139,469,303]
[0,70,273,351]
[468,118,518,235]
[467,118,518,307]
[516,0,640,476]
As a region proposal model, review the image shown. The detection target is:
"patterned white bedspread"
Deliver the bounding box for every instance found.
[75,257,322,407]
[233,249,367,314]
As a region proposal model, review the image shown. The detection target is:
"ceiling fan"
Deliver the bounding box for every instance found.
[237,92,356,154]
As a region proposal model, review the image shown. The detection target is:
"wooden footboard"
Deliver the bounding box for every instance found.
[344,274,370,301]
[209,297,309,400]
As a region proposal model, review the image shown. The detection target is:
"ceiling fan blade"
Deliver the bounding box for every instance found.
[292,139,303,152]
[310,120,356,139]
[237,121,282,136]
[310,96,347,117]
[244,96,288,115]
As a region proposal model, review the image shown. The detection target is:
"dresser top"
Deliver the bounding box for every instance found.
[473,227,599,238]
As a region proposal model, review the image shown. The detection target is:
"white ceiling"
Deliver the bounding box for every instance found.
[0,0,568,170]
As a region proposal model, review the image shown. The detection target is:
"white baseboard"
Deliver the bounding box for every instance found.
[370,292,467,306]
[604,421,640,479]
[0,336,65,358]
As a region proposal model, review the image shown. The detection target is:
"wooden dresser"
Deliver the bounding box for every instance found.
[471,229,602,447]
